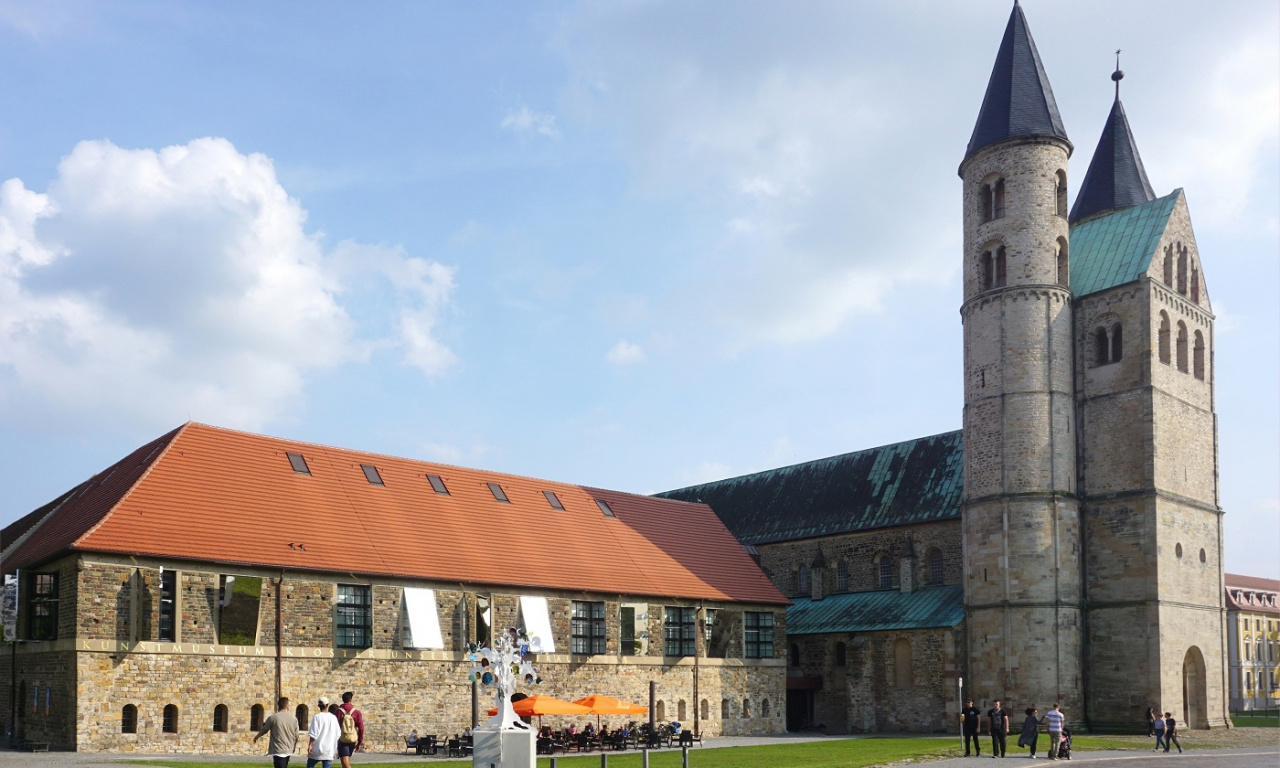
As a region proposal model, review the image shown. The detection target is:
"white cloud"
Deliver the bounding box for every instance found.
[0,137,455,431]
[501,106,561,139]
[605,340,646,366]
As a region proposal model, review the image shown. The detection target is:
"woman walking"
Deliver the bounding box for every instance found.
[1018,707,1042,758]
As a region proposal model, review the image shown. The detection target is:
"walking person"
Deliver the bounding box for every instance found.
[254,696,300,768]
[1163,712,1183,753]
[336,691,365,768]
[987,699,1009,758]
[306,696,341,768]
[1017,707,1042,758]
[961,698,983,757]
[1152,707,1167,751]
[1043,703,1065,760]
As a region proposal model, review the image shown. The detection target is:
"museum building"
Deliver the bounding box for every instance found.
[1,422,788,753]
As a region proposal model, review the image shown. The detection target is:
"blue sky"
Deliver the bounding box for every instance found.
[0,1,1275,577]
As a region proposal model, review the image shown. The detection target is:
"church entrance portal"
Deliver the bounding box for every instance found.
[1182,646,1207,729]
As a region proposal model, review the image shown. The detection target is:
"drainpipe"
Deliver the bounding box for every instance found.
[693,604,701,738]
[275,571,284,702]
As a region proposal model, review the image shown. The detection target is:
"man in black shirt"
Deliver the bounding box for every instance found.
[987,699,1009,757]
[960,698,982,756]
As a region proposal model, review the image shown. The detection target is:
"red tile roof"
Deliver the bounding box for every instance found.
[3,423,786,605]
[1225,573,1280,615]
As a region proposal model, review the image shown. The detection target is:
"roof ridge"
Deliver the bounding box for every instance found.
[71,423,190,550]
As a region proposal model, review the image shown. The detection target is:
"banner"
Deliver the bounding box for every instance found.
[2,573,17,642]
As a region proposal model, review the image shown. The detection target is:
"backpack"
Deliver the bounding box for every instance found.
[339,708,359,744]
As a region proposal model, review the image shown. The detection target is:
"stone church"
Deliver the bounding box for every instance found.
[661,2,1228,734]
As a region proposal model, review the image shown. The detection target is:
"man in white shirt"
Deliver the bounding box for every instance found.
[307,696,341,768]
[1043,703,1066,760]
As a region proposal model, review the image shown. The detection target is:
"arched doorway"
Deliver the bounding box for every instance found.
[1182,646,1207,729]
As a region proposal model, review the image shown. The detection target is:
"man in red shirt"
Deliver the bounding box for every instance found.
[336,691,365,768]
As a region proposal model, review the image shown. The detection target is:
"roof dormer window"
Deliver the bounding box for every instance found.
[427,474,449,495]
[286,452,311,476]
[543,491,565,510]
[595,499,616,518]
[488,483,509,503]
[361,464,384,486]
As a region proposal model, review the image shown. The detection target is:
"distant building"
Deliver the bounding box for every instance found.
[1,422,787,753]
[1225,574,1279,711]
[662,3,1228,733]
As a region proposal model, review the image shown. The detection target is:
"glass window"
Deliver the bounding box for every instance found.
[928,549,945,586]
[250,703,265,731]
[361,464,384,486]
[121,704,138,734]
[488,482,509,503]
[286,452,310,475]
[336,584,372,649]
[664,607,696,657]
[543,491,565,510]
[427,474,449,494]
[835,561,848,593]
[158,570,177,642]
[571,601,606,655]
[879,556,894,588]
[27,573,58,640]
[295,704,309,729]
[595,499,616,517]
[218,575,262,646]
[619,606,637,656]
[744,612,774,659]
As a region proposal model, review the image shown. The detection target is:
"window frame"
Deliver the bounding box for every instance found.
[286,452,311,475]
[163,704,179,734]
[158,569,177,642]
[427,474,449,494]
[121,704,138,734]
[361,464,385,486]
[335,584,373,649]
[570,600,607,655]
[744,611,775,659]
[663,606,696,657]
[487,482,510,503]
[26,572,59,641]
[213,703,229,733]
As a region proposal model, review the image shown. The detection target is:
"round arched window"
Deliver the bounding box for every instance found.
[1199,548,1207,564]
[1175,543,1183,559]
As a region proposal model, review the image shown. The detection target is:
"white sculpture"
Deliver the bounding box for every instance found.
[467,628,540,768]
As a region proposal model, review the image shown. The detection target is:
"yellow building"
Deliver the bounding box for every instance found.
[1225,574,1279,711]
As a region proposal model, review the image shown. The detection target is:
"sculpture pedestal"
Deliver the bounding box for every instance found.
[472,727,535,768]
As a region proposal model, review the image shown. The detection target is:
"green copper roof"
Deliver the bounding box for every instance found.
[657,431,962,545]
[1069,189,1179,298]
[788,585,965,635]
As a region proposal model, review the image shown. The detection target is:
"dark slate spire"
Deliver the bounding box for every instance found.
[965,1,1070,160]
[1068,66,1156,223]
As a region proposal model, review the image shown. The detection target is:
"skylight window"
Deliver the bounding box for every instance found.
[543,491,564,510]
[287,452,311,475]
[361,464,384,486]
[595,499,616,518]
[487,483,509,503]
[427,474,449,495]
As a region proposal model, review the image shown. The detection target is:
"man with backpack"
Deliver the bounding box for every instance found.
[336,691,364,767]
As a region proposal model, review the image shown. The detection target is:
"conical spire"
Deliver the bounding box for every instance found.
[1069,73,1156,223]
[965,1,1070,160]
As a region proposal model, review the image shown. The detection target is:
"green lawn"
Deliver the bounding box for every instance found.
[1231,711,1279,728]
[126,738,961,768]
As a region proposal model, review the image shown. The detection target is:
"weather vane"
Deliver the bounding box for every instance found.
[1112,49,1124,99]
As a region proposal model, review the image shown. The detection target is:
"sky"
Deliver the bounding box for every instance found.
[0,1,1275,578]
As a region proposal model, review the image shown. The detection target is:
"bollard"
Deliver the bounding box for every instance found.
[601,753,609,768]
[550,760,557,768]
[682,745,690,768]
[642,748,650,768]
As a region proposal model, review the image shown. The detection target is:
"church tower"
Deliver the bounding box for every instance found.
[959,1,1082,711]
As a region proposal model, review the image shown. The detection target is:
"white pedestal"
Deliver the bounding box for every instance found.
[471,727,535,768]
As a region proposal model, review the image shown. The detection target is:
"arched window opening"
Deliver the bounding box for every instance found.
[878,555,894,589]
[1094,327,1110,367]
[250,703,265,732]
[700,699,709,722]
[1158,312,1171,365]
[981,251,994,291]
[789,643,801,667]
[893,638,913,688]
[1111,323,1123,362]
[656,700,666,721]
[677,700,687,722]
[928,548,944,585]
[213,703,229,733]
[721,698,731,719]
[1193,331,1205,380]
[995,247,1007,287]
[993,179,1006,219]
[122,704,138,734]
[796,564,811,596]
[1056,238,1069,285]
[835,641,847,667]
[742,699,751,718]
[1176,322,1189,373]
[981,182,994,222]
[835,561,849,593]
[163,704,179,734]
[761,699,771,718]
[295,704,309,729]
[1163,246,1173,286]
[1191,267,1200,304]
[1056,171,1068,217]
[1177,248,1188,295]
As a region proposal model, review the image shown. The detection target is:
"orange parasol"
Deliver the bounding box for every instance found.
[572,694,649,730]
[486,695,593,730]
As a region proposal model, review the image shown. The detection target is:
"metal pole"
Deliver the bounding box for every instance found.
[693,605,701,737]
[7,640,15,748]
[957,676,964,754]
[600,753,608,768]
[682,745,690,768]
[642,749,650,768]
[274,572,283,702]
